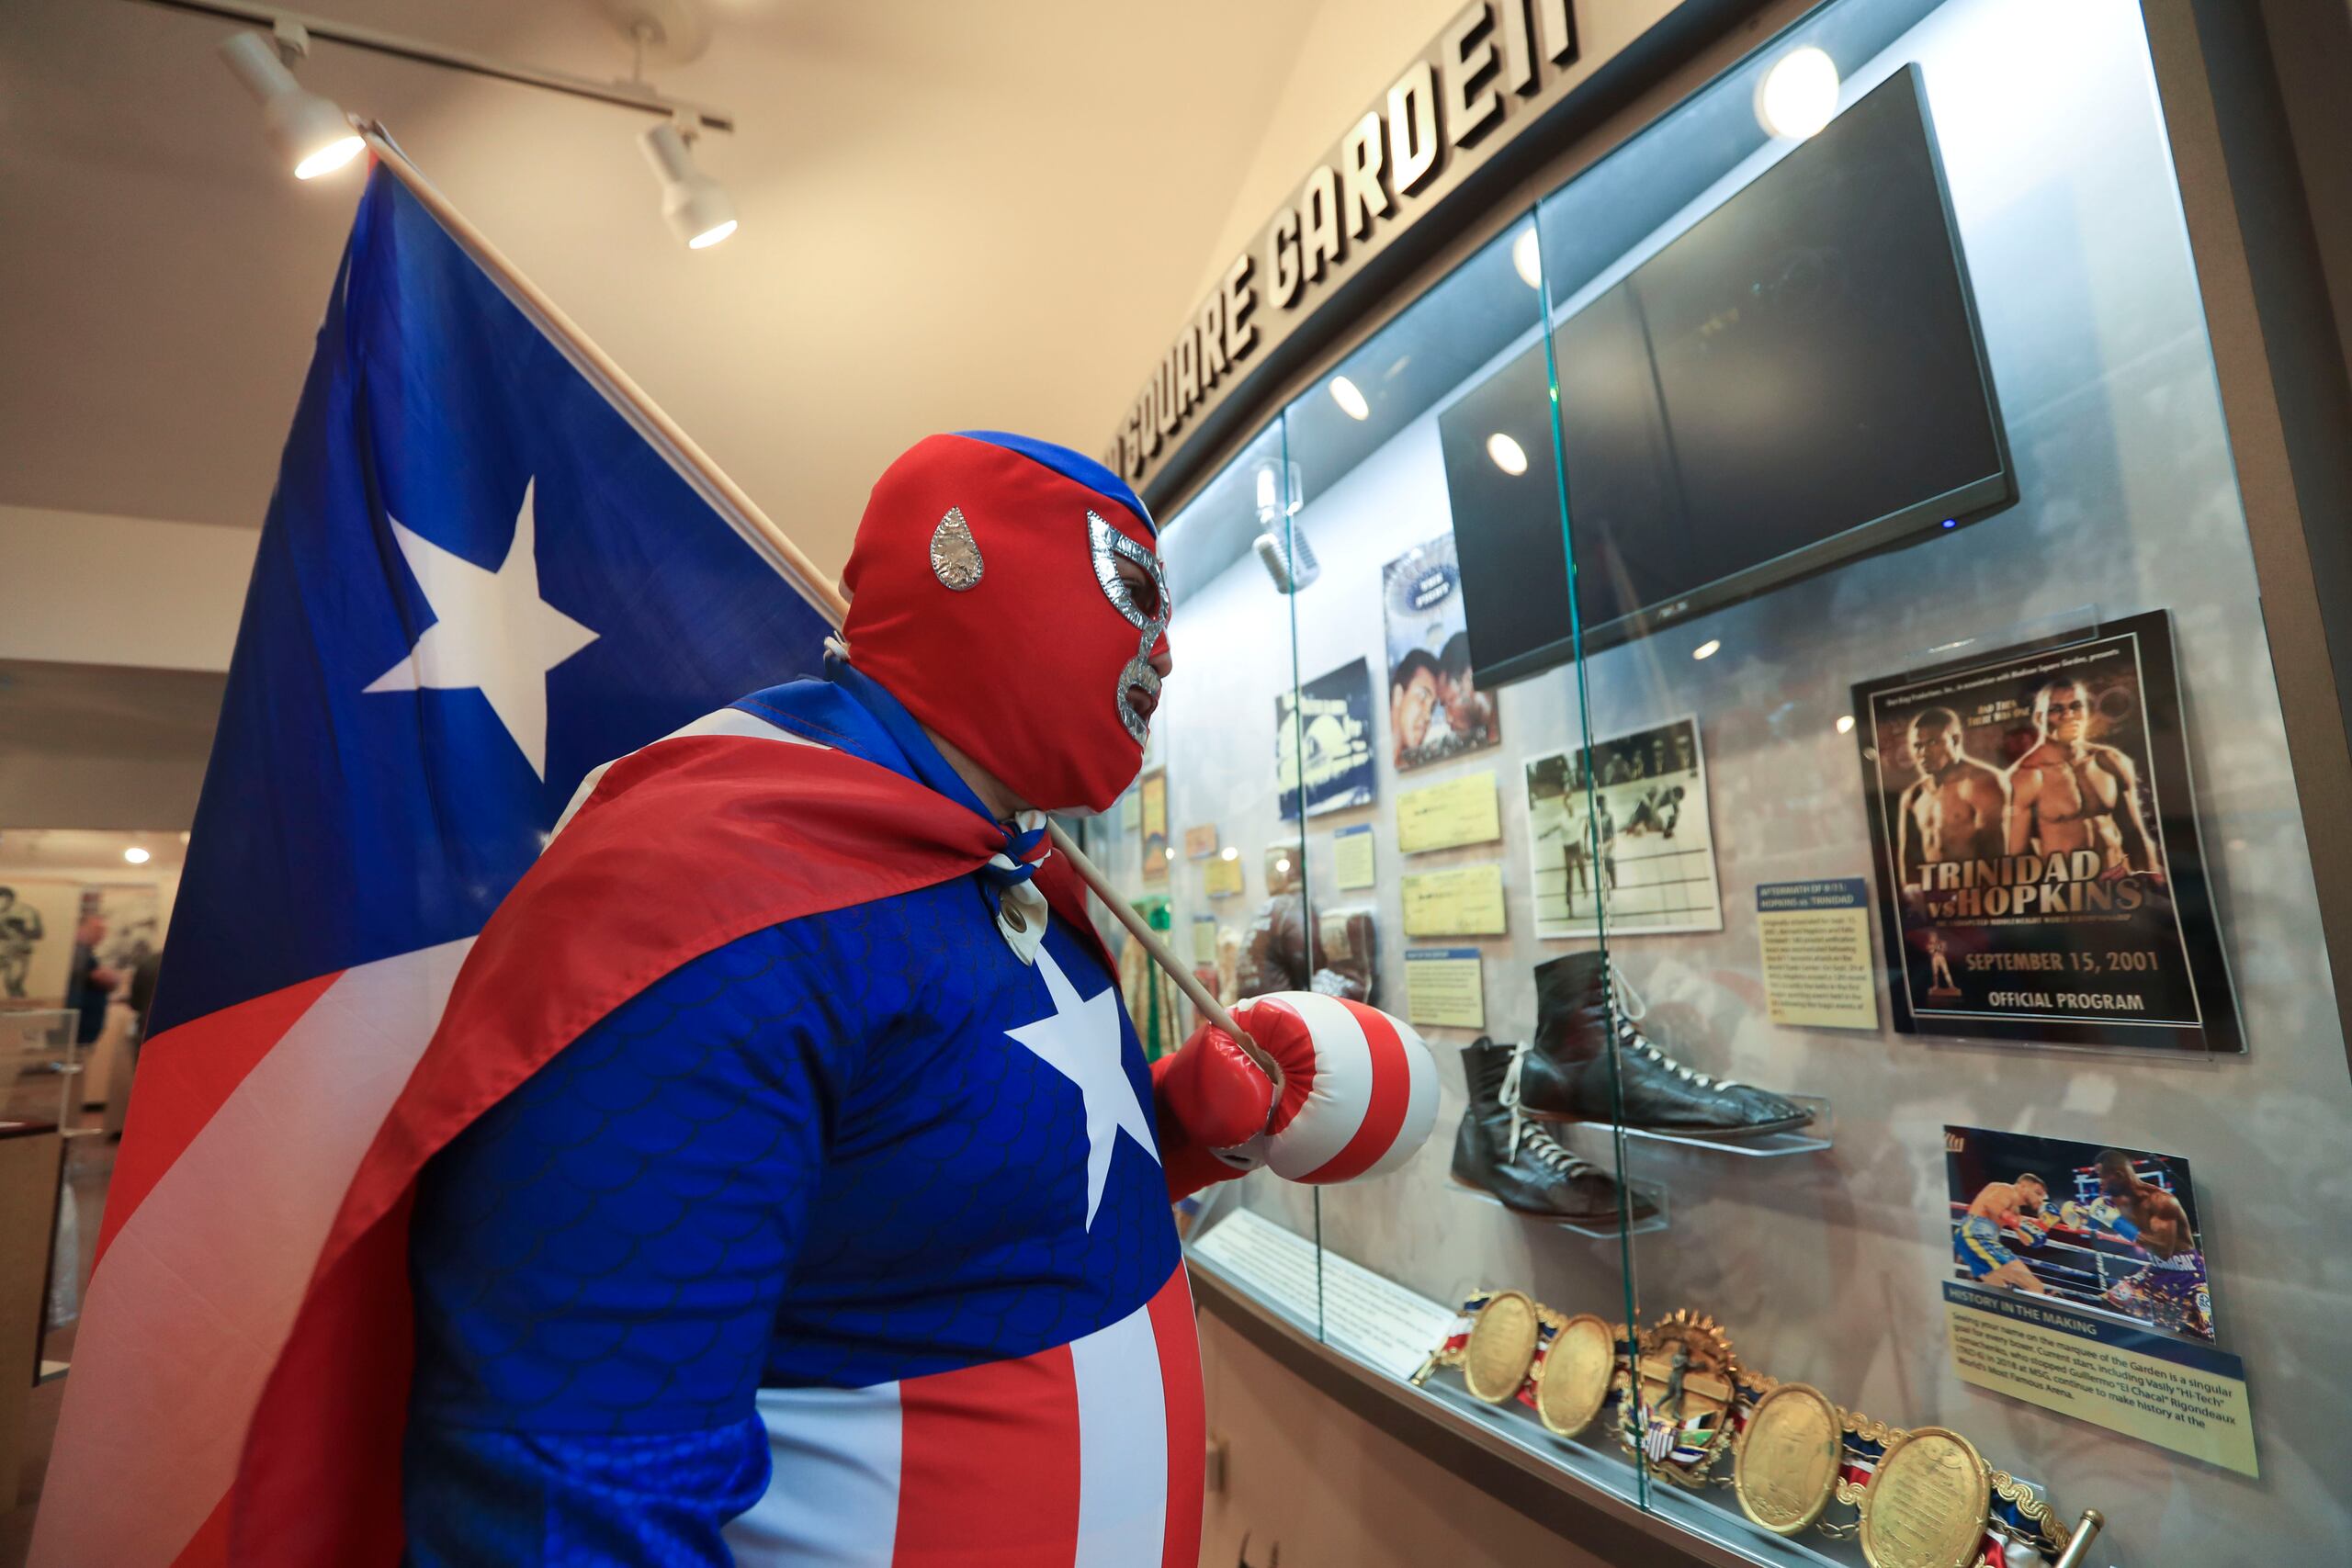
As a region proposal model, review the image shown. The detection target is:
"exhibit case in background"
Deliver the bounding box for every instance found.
[1083,0,2352,1562]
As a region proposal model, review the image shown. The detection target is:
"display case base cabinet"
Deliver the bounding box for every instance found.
[0,1126,62,1504]
[1197,1261,1752,1568]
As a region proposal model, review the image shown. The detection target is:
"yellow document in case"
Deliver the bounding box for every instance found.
[1396,771,1501,853]
[1204,854,1244,897]
[1400,863,1507,936]
[1332,825,1376,890]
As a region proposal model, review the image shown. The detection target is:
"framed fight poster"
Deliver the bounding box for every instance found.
[1852,611,2242,1054]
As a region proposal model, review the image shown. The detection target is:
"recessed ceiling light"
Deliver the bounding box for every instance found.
[1836,715,1855,734]
[1329,375,1370,421]
[1755,46,1839,141]
[1692,638,1722,660]
[1220,847,1239,862]
[123,846,152,865]
[1487,433,1529,476]
[1511,228,1543,290]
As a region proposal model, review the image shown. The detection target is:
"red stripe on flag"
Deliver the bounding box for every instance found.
[167,1490,231,1568]
[96,971,344,1267]
[895,1344,1083,1564]
[1149,1268,1205,1568]
[1300,1000,1411,1183]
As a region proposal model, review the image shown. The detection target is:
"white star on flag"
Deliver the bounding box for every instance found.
[1006,947,1160,1228]
[364,479,600,779]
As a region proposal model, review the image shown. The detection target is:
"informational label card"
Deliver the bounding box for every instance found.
[1119,790,1139,829]
[1191,913,1217,964]
[1191,1209,1456,1382]
[1182,825,1219,860]
[1332,824,1376,889]
[1190,1208,1319,1324]
[1943,1283,2256,1476]
[1396,771,1502,853]
[1756,878,1880,1030]
[1404,947,1485,1029]
[1401,863,1508,936]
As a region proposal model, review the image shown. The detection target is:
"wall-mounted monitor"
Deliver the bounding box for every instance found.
[1442,63,2011,682]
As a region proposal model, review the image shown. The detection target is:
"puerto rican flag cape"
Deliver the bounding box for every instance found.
[31,164,1199,1566]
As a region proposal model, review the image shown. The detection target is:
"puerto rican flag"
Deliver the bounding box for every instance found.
[30,164,836,1567]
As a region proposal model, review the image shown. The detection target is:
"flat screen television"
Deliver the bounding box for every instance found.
[1441,63,2011,682]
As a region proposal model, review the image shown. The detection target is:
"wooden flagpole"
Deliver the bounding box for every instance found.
[358,129,1273,1087]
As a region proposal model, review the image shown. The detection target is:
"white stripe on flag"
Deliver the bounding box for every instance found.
[29,938,472,1568]
[1069,1295,1169,1568]
[551,705,828,837]
[726,1382,905,1567]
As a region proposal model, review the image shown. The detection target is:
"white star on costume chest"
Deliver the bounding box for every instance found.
[1006,948,1160,1229]
[364,479,600,779]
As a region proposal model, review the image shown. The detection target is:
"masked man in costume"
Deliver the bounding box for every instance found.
[232,433,1436,1566]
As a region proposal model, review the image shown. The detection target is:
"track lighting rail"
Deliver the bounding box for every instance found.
[124,0,736,133]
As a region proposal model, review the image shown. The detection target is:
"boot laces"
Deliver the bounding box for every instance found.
[1605,965,1744,1091]
[1517,1121,1600,1179]
[1498,1040,1532,1159]
[1496,1043,1611,1179]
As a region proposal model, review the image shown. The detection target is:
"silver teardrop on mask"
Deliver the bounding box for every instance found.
[930,506,984,591]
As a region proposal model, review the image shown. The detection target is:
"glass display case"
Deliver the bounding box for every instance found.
[4,1010,83,1132]
[1085,0,2352,1562]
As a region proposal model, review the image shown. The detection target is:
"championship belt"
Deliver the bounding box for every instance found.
[1413,1292,1629,1438]
[1412,1290,1544,1404]
[1460,1289,1544,1404]
[1832,1419,2073,1568]
[1732,1381,1844,1535]
[1615,1311,1743,1486]
[1528,1312,1621,1438]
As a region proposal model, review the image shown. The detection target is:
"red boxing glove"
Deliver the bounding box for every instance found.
[1152,1021,1274,1201]
[1153,993,1438,1201]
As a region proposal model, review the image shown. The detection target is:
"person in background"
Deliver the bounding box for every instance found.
[64,915,120,1046]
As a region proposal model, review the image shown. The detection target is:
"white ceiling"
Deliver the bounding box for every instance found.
[0,0,1330,575]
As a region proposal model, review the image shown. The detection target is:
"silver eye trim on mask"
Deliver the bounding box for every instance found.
[1088,511,1171,635]
[1117,654,1161,746]
[1090,510,1170,748]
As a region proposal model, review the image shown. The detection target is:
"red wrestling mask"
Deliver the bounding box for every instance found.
[840,432,1170,815]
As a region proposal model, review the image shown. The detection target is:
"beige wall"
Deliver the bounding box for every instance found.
[1189,0,1481,305]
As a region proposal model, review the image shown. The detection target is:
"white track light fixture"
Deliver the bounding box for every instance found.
[639,118,738,249]
[219,27,364,181]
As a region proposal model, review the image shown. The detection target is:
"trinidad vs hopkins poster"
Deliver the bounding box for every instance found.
[1851,611,2242,1054]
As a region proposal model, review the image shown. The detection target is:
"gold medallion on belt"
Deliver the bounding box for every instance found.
[1858,1426,1993,1568]
[1732,1381,1842,1535]
[1461,1290,1543,1404]
[1532,1313,1616,1438]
